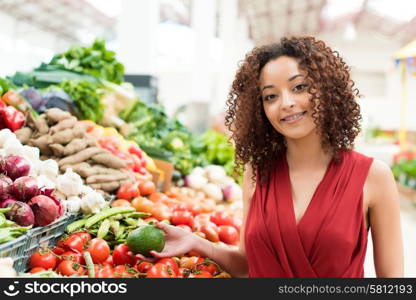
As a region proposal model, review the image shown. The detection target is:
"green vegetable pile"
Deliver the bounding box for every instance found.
[58,80,104,123]
[0,207,31,244]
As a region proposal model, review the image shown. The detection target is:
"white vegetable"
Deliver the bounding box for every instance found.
[80,185,94,196]
[201,183,223,202]
[218,176,236,189]
[191,167,205,177]
[38,159,59,179]
[204,165,227,184]
[66,196,82,213]
[3,137,23,156]
[0,258,16,278]
[184,174,207,190]
[56,168,83,196]
[0,129,15,147]
[222,183,243,202]
[53,190,66,201]
[22,146,40,166]
[81,191,106,214]
[36,175,56,190]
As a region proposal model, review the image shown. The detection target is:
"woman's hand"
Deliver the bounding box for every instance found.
[136,222,199,262]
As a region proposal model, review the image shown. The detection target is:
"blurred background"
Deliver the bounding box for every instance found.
[0,0,415,277]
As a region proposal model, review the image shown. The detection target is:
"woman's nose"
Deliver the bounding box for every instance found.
[281,92,295,108]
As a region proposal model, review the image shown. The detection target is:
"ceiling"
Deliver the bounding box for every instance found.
[0,0,115,42]
[238,0,416,45]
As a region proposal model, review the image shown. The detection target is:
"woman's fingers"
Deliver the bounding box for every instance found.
[135,254,157,263]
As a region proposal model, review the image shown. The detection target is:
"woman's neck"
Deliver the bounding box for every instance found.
[285,130,332,172]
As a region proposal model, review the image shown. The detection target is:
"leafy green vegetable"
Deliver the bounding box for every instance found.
[59,80,104,122]
[47,39,125,84]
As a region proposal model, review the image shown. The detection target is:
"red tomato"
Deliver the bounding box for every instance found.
[52,247,65,256]
[210,211,234,227]
[59,251,82,264]
[131,197,154,213]
[188,204,202,216]
[29,267,46,274]
[96,266,115,278]
[72,232,92,245]
[177,267,191,278]
[113,244,137,266]
[111,199,132,207]
[230,217,242,232]
[196,258,219,276]
[117,183,140,201]
[146,263,176,278]
[151,204,172,221]
[135,261,153,274]
[171,210,194,229]
[149,192,168,203]
[157,258,179,276]
[86,238,110,264]
[176,224,192,232]
[138,181,156,196]
[189,270,213,278]
[200,223,220,242]
[29,251,57,270]
[218,225,240,245]
[179,256,200,269]
[103,255,114,267]
[113,265,136,278]
[63,235,84,252]
[57,260,85,276]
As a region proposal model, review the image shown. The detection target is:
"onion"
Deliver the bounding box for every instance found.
[12,176,39,202]
[3,155,31,180]
[0,198,17,208]
[0,174,13,201]
[4,200,35,226]
[28,195,60,226]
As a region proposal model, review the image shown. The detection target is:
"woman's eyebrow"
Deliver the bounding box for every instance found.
[261,85,274,91]
[288,74,304,81]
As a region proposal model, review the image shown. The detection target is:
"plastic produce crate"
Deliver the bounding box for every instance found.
[0,234,28,271]
[14,213,82,273]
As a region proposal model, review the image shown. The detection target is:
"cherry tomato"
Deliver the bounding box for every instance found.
[112,244,137,266]
[218,225,240,245]
[117,183,140,201]
[189,270,213,278]
[157,258,179,276]
[210,211,234,227]
[86,238,110,264]
[196,257,219,275]
[63,235,84,252]
[29,267,46,274]
[59,251,82,264]
[138,181,156,196]
[111,199,132,207]
[29,250,57,270]
[135,261,153,274]
[146,263,176,278]
[57,260,85,276]
[131,197,154,213]
[51,247,65,256]
[151,204,172,221]
[149,192,168,203]
[113,265,136,278]
[103,255,114,267]
[171,210,194,229]
[200,223,220,242]
[96,266,115,278]
[72,232,92,245]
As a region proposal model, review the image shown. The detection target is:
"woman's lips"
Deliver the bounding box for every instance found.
[280,111,306,124]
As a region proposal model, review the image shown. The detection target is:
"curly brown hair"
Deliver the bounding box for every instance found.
[225,36,361,183]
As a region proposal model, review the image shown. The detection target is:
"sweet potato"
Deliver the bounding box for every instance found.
[86,173,130,184]
[49,116,77,134]
[50,127,84,145]
[50,144,65,157]
[95,182,120,192]
[63,138,89,156]
[31,135,51,155]
[58,147,104,167]
[34,114,49,134]
[45,108,71,124]
[91,153,127,169]
[15,127,33,144]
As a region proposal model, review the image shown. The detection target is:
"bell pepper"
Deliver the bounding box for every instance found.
[0,105,25,131]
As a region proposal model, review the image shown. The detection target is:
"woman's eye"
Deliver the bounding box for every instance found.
[294,84,308,92]
[263,94,276,101]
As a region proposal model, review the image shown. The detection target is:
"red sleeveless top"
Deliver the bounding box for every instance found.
[245,150,373,278]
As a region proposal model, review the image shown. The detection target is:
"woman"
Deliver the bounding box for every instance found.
[140,36,404,278]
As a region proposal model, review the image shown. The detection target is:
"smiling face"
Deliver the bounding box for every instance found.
[260,56,318,141]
